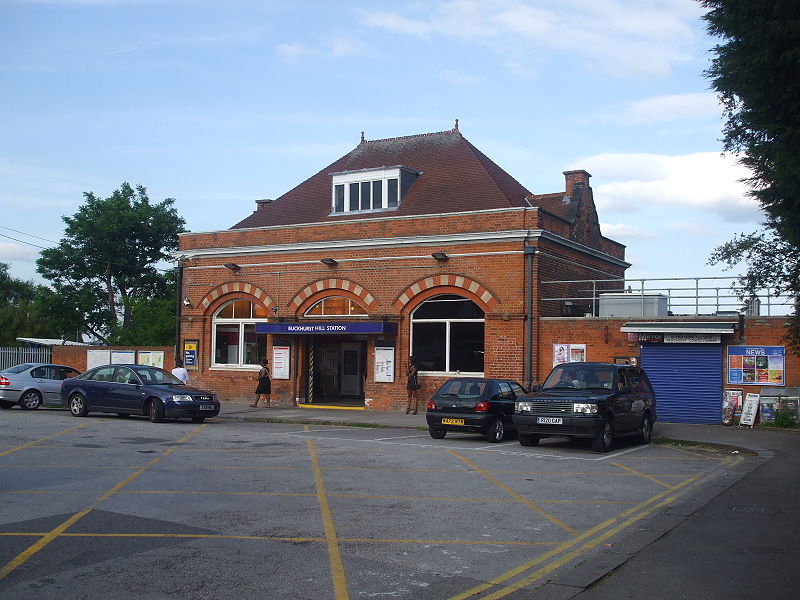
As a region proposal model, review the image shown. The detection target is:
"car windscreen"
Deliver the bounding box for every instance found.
[1,363,35,374]
[130,366,183,385]
[542,365,615,391]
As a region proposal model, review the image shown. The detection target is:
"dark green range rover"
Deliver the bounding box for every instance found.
[513,362,656,452]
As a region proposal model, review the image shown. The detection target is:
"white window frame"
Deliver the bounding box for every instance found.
[211,301,270,370]
[330,166,402,215]
[304,296,369,318]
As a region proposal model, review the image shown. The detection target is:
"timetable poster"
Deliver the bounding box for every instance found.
[727,346,785,386]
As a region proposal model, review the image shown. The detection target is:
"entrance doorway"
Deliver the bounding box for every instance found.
[312,338,366,403]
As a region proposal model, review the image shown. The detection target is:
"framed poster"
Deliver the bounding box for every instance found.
[111,350,136,364]
[87,349,110,370]
[137,351,164,368]
[184,340,198,368]
[728,346,785,386]
[374,346,395,383]
[272,346,290,380]
[553,343,587,367]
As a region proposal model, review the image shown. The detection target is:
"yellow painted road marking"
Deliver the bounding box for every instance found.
[611,461,674,488]
[307,438,349,600]
[448,449,578,535]
[447,475,700,600]
[0,421,96,457]
[0,422,207,581]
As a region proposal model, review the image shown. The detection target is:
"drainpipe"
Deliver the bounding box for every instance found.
[524,244,536,390]
[175,262,183,367]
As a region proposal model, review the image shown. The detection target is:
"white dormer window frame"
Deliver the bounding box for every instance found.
[330,166,418,215]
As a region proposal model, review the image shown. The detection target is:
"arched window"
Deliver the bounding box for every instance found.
[304,296,368,317]
[411,294,484,374]
[212,299,270,367]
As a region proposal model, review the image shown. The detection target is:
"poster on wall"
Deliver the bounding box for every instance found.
[87,349,110,370]
[137,351,164,368]
[111,350,135,364]
[272,346,290,380]
[724,389,744,417]
[553,343,587,367]
[184,340,198,368]
[375,347,395,383]
[727,346,785,386]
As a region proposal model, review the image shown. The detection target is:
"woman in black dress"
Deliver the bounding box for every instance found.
[250,359,271,408]
[405,356,420,414]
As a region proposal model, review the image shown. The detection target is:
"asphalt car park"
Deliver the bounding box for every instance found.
[0,409,758,600]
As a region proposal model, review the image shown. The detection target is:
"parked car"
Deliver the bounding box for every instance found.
[513,362,656,452]
[60,364,220,423]
[425,377,527,442]
[0,363,81,410]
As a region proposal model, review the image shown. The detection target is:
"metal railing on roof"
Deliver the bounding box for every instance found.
[541,276,795,318]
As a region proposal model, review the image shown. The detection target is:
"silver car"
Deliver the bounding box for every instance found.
[0,363,82,410]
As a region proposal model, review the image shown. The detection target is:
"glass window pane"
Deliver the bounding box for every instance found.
[372,180,382,209]
[243,324,266,365]
[334,184,344,212]
[232,299,251,318]
[360,181,371,210]
[324,297,348,315]
[412,322,446,371]
[349,182,359,211]
[253,302,269,318]
[306,301,324,316]
[414,295,484,319]
[350,301,367,315]
[387,178,398,207]
[217,301,234,319]
[449,322,484,372]
[215,323,240,364]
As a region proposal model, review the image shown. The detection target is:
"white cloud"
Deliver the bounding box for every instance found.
[276,42,314,61]
[616,93,722,124]
[574,152,761,222]
[599,223,654,239]
[0,241,40,263]
[359,0,705,78]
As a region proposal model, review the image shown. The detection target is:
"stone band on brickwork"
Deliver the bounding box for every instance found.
[393,275,498,311]
[199,282,274,311]
[290,278,377,311]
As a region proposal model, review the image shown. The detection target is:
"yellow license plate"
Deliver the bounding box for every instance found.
[442,418,465,425]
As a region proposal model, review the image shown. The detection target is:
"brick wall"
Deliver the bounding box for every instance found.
[52,346,175,373]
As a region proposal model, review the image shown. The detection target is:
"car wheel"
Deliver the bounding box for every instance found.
[518,433,540,447]
[69,394,88,417]
[0,400,14,409]
[591,417,614,452]
[19,390,42,410]
[191,416,205,423]
[485,417,505,443]
[638,413,652,445]
[428,425,447,439]
[149,400,165,423]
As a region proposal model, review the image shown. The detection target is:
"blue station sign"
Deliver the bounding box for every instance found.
[255,321,397,335]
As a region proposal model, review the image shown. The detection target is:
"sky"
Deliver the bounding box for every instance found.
[0,0,764,289]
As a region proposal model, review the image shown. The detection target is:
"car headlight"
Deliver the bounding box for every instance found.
[172,394,195,403]
[573,403,598,414]
[516,401,533,413]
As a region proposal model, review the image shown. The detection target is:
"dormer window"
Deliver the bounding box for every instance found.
[330,166,419,214]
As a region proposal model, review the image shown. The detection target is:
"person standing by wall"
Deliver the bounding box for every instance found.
[250,359,271,408]
[405,356,420,414]
[171,358,190,385]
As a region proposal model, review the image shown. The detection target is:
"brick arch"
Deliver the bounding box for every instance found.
[199,282,275,312]
[290,278,378,313]
[393,275,500,313]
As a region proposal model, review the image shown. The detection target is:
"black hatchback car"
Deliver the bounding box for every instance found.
[513,362,656,452]
[425,377,527,442]
[60,364,220,423]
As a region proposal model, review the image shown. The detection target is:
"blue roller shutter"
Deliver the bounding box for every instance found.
[641,343,722,424]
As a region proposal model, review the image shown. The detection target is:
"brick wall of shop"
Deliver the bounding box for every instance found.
[539,316,799,394]
[52,346,175,373]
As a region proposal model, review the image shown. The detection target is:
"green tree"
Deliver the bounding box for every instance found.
[702,1,800,351]
[0,263,65,344]
[702,0,800,246]
[36,183,185,345]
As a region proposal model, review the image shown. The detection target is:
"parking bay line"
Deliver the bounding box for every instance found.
[0,420,99,457]
[0,422,208,581]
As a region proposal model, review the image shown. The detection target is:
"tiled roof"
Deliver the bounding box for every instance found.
[231,129,534,229]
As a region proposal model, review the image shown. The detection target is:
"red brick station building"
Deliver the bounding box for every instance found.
[168,125,798,422]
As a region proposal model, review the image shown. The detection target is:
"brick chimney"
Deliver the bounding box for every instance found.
[563,170,591,196]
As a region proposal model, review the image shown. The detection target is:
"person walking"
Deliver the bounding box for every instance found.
[405,356,420,414]
[250,359,271,408]
[171,358,190,385]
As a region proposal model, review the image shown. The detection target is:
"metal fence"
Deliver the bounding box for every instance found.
[0,347,52,370]
[541,276,796,318]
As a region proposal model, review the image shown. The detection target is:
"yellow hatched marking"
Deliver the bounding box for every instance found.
[0,423,207,581]
[610,461,673,488]
[448,449,577,535]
